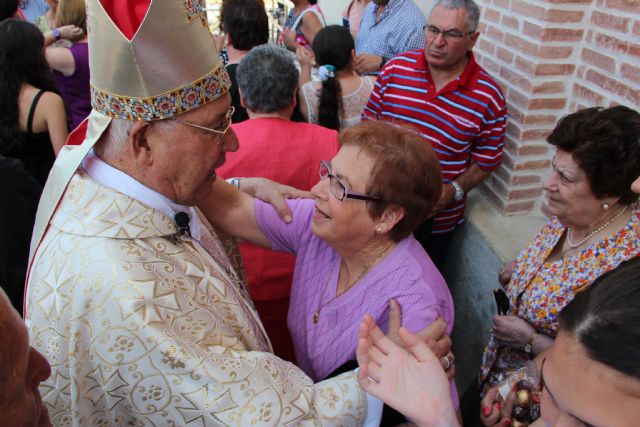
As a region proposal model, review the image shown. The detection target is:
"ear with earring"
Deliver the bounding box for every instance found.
[376,225,382,234]
[602,202,610,210]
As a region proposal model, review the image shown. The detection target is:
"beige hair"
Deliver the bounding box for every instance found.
[55,0,87,32]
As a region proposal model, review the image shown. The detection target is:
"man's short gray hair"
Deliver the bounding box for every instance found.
[431,0,481,32]
[236,45,299,114]
[94,118,134,161]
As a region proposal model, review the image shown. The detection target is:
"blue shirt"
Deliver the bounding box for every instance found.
[18,0,48,23]
[355,0,426,60]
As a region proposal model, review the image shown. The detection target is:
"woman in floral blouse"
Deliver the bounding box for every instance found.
[477,106,640,413]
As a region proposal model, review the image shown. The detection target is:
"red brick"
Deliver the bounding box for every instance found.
[633,20,640,36]
[605,0,640,12]
[483,7,502,23]
[490,174,510,196]
[594,33,640,58]
[510,0,545,19]
[572,83,606,104]
[517,144,550,156]
[577,65,585,78]
[626,86,640,107]
[521,128,553,142]
[480,184,507,211]
[522,114,560,126]
[506,122,523,139]
[502,15,520,31]
[493,0,510,9]
[580,47,616,73]
[586,69,630,98]
[621,63,640,85]
[538,46,574,59]
[504,200,535,215]
[512,175,542,186]
[591,11,630,33]
[544,9,585,23]
[509,35,539,56]
[522,21,544,39]
[507,104,526,124]
[486,24,505,42]
[514,159,551,171]
[540,27,584,42]
[529,98,567,110]
[507,87,530,109]
[514,56,536,75]
[496,47,514,63]
[500,67,532,91]
[547,0,591,3]
[532,81,565,94]
[507,187,544,200]
[500,150,517,170]
[534,63,576,76]
[481,55,501,74]
[478,39,496,55]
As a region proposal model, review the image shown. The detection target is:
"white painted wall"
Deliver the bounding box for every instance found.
[318,0,435,26]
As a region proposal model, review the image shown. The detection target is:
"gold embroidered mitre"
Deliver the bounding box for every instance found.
[88,0,230,121]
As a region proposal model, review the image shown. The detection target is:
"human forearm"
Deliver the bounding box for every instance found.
[451,162,492,192]
[195,178,271,247]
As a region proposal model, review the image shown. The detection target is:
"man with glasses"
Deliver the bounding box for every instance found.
[354,0,427,74]
[363,0,506,272]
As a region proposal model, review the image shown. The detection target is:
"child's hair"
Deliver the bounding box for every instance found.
[312,25,354,130]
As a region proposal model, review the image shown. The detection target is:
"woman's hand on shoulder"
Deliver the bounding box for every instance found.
[492,315,534,350]
[58,25,84,42]
[238,177,312,224]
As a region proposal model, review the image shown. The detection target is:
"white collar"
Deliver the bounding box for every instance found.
[81,149,203,242]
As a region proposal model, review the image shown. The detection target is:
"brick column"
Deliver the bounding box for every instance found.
[473,0,640,215]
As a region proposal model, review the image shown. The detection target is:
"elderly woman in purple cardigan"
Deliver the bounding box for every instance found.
[199,120,458,407]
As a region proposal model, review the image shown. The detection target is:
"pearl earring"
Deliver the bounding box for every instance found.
[602,203,610,210]
[376,226,382,233]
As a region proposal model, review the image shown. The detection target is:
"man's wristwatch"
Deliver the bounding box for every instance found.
[52,28,62,41]
[524,331,537,354]
[450,180,465,202]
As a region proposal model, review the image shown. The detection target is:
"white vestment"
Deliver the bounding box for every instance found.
[25,169,366,426]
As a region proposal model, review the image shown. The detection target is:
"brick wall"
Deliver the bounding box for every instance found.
[474,0,640,215]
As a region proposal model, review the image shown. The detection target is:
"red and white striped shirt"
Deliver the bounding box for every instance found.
[363,50,506,234]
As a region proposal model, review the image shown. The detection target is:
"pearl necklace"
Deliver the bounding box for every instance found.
[566,205,628,249]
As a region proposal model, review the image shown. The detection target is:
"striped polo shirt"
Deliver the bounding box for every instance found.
[363,50,506,234]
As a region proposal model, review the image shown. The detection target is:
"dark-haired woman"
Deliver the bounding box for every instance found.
[474,106,640,421]
[297,25,375,130]
[0,19,67,186]
[281,0,324,52]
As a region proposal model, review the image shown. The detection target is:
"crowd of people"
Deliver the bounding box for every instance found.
[0,0,638,426]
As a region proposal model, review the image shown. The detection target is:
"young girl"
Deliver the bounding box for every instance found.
[297,25,375,130]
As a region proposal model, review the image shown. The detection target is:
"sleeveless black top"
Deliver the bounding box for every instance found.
[18,90,56,186]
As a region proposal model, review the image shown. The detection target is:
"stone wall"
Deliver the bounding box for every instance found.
[474,0,640,216]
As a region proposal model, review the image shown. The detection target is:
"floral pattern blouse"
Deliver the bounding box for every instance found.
[479,204,640,393]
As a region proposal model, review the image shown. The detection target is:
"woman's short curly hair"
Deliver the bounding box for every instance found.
[339,121,442,241]
[547,106,640,205]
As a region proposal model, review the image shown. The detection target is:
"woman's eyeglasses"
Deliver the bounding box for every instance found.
[319,160,382,202]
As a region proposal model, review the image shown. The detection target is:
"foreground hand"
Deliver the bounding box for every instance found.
[386,300,455,378]
[354,53,383,74]
[492,315,534,349]
[480,386,515,427]
[237,177,312,223]
[357,319,458,427]
[57,25,84,42]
